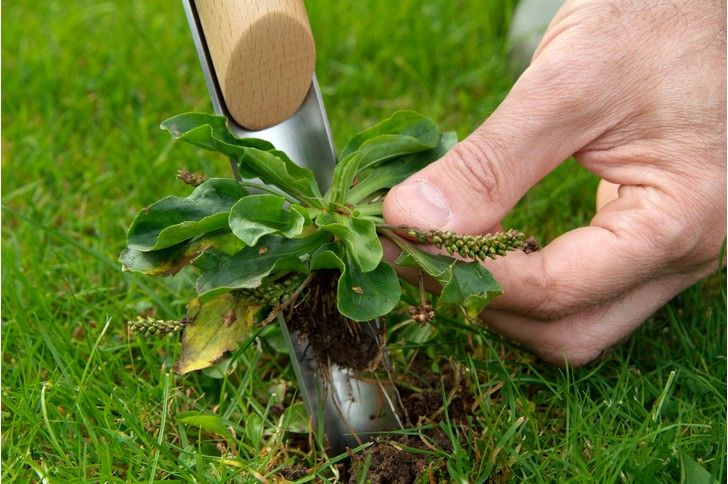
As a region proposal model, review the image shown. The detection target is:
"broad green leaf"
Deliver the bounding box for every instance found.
[340,110,441,159]
[282,402,310,434]
[237,148,322,201]
[327,111,441,202]
[337,251,400,321]
[395,239,501,316]
[175,293,261,374]
[395,243,452,280]
[309,242,345,271]
[161,113,321,201]
[316,212,382,272]
[202,355,237,378]
[177,412,234,441]
[259,324,289,354]
[347,131,457,204]
[228,194,305,246]
[120,232,244,276]
[290,204,312,225]
[195,232,331,300]
[126,178,245,251]
[443,260,501,316]
[244,413,266,445]
[161,112,273,150]
[680,454,718,484]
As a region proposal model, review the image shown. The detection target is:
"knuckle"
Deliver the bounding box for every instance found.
[444,138,507,205]
[658,186,726,267]
[540,344,604,368]
[618,198,697,268]
[537,316,611,367]
[521,258,584,321]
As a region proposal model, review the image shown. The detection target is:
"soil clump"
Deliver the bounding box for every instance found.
[286,271,384,372]
[343,364,474,482]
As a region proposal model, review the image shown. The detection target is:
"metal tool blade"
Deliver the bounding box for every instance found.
[182,0,399,454]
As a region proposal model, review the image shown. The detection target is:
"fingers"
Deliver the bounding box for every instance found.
[385,190,660,315]
[383,93,595,234]
[483,222,661,319]
[383,56,616,235]
[384,227,691,367]
[596,179,619,210]
[481,271,690,367]
[485,182,701,319]
[387,184,677,323]
[383,5,633,235]
[382,199,694,368]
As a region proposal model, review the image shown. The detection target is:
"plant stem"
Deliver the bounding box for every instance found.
[376,223,415,232]
[356,202,383,216]
[417,270,426,307]
[379,228,412,253]
[237,181,301,205]
[257,272,315,326]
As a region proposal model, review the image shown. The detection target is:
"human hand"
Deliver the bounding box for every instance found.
[383,0,726,366]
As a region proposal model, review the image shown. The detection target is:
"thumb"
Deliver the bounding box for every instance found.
[383,44,617,233]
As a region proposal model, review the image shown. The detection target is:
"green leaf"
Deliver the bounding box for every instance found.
[228,194,305,246]
[161,112,321,201]
[175,293,261,374]
[202,355,238,378]
[316,212,382,272]
[395,239,501,316]
[680,454,718,484]
[161,112,274,150]
[282,402,310,434]
[195,232,331,300]
[340,110,441,159]
[238,148,322,201]
[126,178,245,251]
[176,412,234,441]
[347,131,457,204]
[337,252,400,321]
[442,260,501,316]
[328,111,441,202]
[309,242,345,271]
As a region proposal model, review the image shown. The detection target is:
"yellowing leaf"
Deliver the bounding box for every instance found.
[175,293,261,374]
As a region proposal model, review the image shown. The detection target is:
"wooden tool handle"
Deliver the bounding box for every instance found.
[195,0,316,130]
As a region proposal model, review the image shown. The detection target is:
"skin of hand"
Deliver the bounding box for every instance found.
[382,0,726,366]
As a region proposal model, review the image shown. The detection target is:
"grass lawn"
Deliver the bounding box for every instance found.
[2,0,725,481]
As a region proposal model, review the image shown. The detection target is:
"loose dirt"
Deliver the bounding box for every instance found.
[344,428,453,483]
[279,464,309,481]
[286,271,384,372]
[276,361,475,482]
[342,364,474,482]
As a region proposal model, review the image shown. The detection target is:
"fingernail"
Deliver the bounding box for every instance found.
[392,179,450,229]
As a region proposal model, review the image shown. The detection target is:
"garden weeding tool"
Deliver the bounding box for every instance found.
[182,0,399,453]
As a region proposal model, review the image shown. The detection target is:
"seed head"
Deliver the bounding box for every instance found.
[408,301,435,325]
[235,274,304,306]
[129,316,185,337]
[425,228,527,260]
[176,169,208,187]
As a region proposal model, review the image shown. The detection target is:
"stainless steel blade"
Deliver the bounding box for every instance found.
[182,0,399,454]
